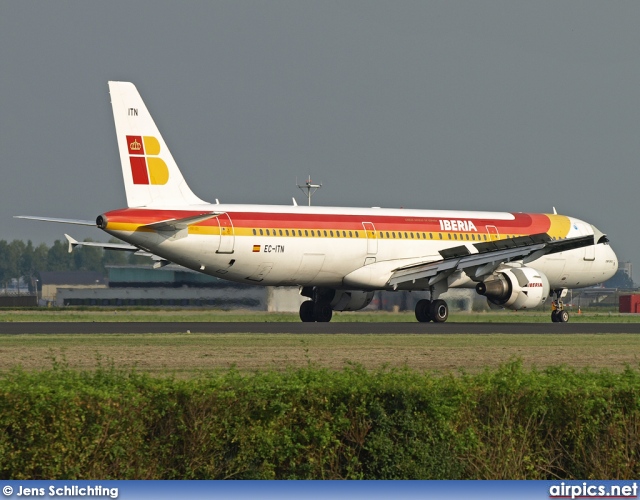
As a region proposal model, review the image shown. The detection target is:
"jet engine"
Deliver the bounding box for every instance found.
[330,290,375,311]
[476,267,550,310]
[302,287,375,312]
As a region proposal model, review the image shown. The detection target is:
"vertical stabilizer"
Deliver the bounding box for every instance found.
[108,81,206,207]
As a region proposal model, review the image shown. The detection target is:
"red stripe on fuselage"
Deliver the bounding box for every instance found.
[102,208,552,235]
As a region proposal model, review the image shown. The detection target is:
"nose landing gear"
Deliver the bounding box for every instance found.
[551,289,569,323]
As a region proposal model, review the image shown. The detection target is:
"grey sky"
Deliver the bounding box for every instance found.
[2,2,639,265]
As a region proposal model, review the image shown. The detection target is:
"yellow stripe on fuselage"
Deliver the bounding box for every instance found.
[544,214,572,240]
[106,218,569,241]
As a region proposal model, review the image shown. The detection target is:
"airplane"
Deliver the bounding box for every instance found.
[17,81,618,323]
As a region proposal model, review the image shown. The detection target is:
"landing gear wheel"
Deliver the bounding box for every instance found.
[300,301,316,322]
[550,288,569,323]
[430,299,449,323]
[415,299,432,323]
[313,302,333,322]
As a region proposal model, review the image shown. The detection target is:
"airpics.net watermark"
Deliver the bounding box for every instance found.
[550,482,638,499]
[3,485,118,499]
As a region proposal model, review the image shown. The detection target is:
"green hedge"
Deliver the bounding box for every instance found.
[1,361,639,479]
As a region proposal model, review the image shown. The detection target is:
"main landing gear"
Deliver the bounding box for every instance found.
[299,299,333,322]
[299,287,334,322]
[415,299,449,323]
[551,289,569,323]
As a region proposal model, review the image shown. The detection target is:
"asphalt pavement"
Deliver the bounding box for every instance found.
[0,322,638,334]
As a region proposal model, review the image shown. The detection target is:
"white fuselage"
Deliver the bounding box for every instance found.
[101,203,618,292]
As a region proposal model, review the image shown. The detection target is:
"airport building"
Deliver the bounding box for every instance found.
[51,265,306,311]
[44,264,480,313]
[40,271,108,303]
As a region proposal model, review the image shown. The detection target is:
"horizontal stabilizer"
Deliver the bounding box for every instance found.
[153,258,171,269]
[65,234,139,253]
[15,216,95,226]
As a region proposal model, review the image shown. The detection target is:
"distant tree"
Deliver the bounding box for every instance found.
[47,240,73,271]
[0,238,157,289]
[0,241,10,290]
[73,239,104,273]
[102,238,129,267]
[33,243,48,272]
[604,270,634,289]
[18,241,35,292]
[128,252,152,266]
[7,240,26,287]
[29,243,49,292]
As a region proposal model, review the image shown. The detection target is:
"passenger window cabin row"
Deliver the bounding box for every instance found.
[248,228,523,241]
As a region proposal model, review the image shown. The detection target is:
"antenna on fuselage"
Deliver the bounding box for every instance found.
[296,175,322,206]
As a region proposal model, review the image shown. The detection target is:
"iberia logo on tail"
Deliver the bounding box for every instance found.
[126,135,169,185]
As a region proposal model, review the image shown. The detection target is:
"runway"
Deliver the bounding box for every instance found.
[1,322,639,334]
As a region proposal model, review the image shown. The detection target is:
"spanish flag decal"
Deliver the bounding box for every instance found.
[252,245,260,253]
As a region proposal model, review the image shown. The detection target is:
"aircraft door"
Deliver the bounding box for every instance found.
[362,222,377,264]
[486,225,499,241]
[216,213,235,254]
[574,222,595,261]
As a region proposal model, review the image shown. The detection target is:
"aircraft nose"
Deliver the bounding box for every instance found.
[589,223,618,282]
[602,244,618,282]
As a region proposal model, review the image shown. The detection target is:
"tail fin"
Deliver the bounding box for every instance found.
[108,81,206,208]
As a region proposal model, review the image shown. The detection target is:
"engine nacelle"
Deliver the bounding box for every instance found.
[301,287,375,311]
[476,267,550,310]
[96,214,108,229]
[330,290,375,311]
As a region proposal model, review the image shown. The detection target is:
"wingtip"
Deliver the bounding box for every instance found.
[64,234,78,253]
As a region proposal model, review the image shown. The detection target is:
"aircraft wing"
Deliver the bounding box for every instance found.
[14,215,96,226]
[388,233,594,287]
[16,212,220,231]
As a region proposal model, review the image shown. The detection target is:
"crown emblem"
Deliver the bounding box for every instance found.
[129,138,142,151]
